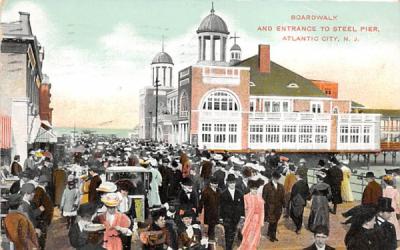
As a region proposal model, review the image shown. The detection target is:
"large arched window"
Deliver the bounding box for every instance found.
[180,91,189,117]
[201,91,239,111]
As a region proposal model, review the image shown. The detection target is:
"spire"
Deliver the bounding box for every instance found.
[230,32,240,45]
[211,2,215,14]
[161,35,164,52]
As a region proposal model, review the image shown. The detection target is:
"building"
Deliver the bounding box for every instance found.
[0,12,55,164]
[139,6,381,152]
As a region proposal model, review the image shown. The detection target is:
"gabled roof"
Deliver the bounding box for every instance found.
[234,55,327,97]
[351,101,365,108]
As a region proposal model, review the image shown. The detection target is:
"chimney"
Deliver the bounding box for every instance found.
[258,44,270,73]
[19,12,32,36]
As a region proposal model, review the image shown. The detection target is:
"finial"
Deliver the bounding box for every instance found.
[162,35,164,52]
[230,32,240,45]
[211,2,215,14]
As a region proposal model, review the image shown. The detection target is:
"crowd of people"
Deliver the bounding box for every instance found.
[2,137,400,250]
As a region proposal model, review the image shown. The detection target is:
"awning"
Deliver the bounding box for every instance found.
[0,115,11,149]
[35,127,57,143]
[41,120,53,129]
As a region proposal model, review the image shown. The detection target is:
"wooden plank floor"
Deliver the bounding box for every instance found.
[45,201,359,250]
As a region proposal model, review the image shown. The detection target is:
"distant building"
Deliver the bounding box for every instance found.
[139,6,381,152]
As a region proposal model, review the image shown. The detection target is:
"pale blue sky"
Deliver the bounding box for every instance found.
[2,0,399,128]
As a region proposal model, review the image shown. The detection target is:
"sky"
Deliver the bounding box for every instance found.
[1,0,399,129]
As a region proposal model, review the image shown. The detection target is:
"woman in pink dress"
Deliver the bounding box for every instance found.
[238,178,265,250]
[382,175,400,240]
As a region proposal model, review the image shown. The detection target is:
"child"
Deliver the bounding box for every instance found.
[61,175,80,229]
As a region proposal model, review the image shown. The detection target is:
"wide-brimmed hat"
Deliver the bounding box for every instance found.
[226,173,236,183]
[213,154,223,161]
[96,182,117,193]
[299,158,306,163]
[180,209,196,218]
[84,223,105,232]
[210,176,218,185]
[377,197,395,213]
[365,172,375,178]
[20,183,35,194]
[181,178,193,187]
[101,192,121,207]
[7,193,23,207]
[38,175,50,184]
[248,179,264,189]
[341,159,350,165]
[232,157,244,166]
[78,203,97,217]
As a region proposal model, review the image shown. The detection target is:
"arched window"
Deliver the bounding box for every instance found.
[201,91,239,111]
[180,91,189,117]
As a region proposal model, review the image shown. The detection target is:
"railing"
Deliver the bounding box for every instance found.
[249,112,331,121]
[337,113,381,123]
[381,142,400,151]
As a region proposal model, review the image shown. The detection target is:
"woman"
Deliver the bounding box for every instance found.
[341,160,354,202]
[60,175,80,229]
[308,172,332,232]
[238,179,265,250]
[80,175,91,205]
[180,153,191,179]
[283,163,297,217]
[382,175,400,240]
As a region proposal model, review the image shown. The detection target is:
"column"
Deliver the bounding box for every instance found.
[220,35,224,61]
[210,35,215,61]
[169,67,173,87]
[163,66,166,86]
[156,67,159,84]
[202,36,206,60]
[198,36,202,61]
[152,67,155,85]
[222,37,226,61]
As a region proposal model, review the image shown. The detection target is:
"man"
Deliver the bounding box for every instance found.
[290,172,310,234]
[362,171,382,205]
[262,171,285,242]
[4,193,39,250]
[219,174,244,250]
[69,203,97,249]
[266,149,280,170]
[10,171,32,194]
[198,176,220,241]
[10,155,23,176]
[326,159,343,214]
[213,161,227,191]
[88,165,102,205]
[177,178,199,218]
[177,209,203,249]
[32,175,54,250]
[375,197,397,250]
[304,225,335,250]
[166,160,183,201]
[18,183,43,228]
[296,158,308,184]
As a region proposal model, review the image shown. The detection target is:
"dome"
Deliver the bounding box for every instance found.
[230,44,241,51]
[197,9,229,35]
[151,52,173,65]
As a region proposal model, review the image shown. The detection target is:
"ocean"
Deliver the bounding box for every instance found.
[53,127,134,138]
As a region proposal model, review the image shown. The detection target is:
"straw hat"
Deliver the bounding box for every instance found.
[101,192,121,207]
[96,182,117,193]
[84,223,106,232]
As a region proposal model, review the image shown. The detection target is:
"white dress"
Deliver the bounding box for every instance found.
[147,167,162,207]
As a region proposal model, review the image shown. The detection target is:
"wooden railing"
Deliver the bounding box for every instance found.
[381,142,400,151]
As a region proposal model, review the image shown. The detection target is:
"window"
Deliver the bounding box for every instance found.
[299,125,313,143]
[201,91,239,111]
[350,126,360,143]
[249,125,263,143]
[265,124,280,143]
[214,124,226,143]
[311,102,322,113]
[250,101,255,112]
[340,125,349,143]
[264,101,271,112]
[201,124,212,143]
[272,101,280,112]
[180,91,189,117]
[282,101,289,112]
[282,125,296,143]
[363,126,371,143]
[315,125,328,143]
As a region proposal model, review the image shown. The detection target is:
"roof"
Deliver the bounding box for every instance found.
[351,101,365,108]
[151,52,173,65]
[361,109,400,117]
[231,44,241,51]
[235,55,327,97]
[197,9,229,35]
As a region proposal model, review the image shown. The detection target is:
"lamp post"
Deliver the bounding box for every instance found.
[148,111,153,140]
[153,77,161,142]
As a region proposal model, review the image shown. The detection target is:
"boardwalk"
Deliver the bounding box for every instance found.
[45,202,358,250]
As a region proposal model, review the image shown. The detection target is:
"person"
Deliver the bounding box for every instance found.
[80,174,91,205]
[238,179,264,250]
[32,175,54,250]
[290,171,310,234]
[308,172,331,233]
[24,149,38,172]
[88,165,102,206]
[166,160,183,201]
[198,176,220,241]
[303,225,335,250]
[10,155,23,176]
[266,149,280,170]
[177,178,199,218]
[375,197,397,250]
[148,158,163,208]
[381,175,400,240]
[158,157,170,204]
[177,209,203,249]
[4,193,39,250]
[262,171,285,242]
[116,180,137,250]
[69,203,98,249]
[53,165,67,206]
[18,183,43,229]
[213,161,227,191]
[82,224,107,250]
[94,192,132,250]
[340,160,354,202]
[362,171,382,206]
[344,205,384,249]
[199,159,213,193]
[180,153,191,179]
[296,158,308,184]
[283,163,297,218]
[60,175,80,229]
[141,208,170,250]
[219,174,245,250]
[326,159,343,214]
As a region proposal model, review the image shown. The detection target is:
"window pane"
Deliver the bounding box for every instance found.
[283,102,289,112]
[272,102,280,112]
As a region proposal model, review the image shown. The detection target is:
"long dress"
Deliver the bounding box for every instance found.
[95,212,131,250]
[148,168,162,207]
[383,186,400,240]
[238,193,264,250]
[341,166,354,202]
[308,182,331,232]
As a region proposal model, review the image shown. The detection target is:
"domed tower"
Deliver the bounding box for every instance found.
[151,42,174,87]
[229,33,241,65]
[196,3,229,65]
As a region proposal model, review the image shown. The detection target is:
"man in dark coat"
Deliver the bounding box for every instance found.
[290,172,310,234]
[213,161,227,191]
[9,171,32,194]
[262,171,285,242]
[219,174,244,250]
[18,183,43,228]
[362,171,382,205]
[68,203,97,249]
[296,158,308,184]
[326,160,343,214]
[88,165,102,205]
[166,160,183,201]
[375,197,397,250]
[198,176,220,241]
[266,149,280,170]
[177,178,199,218]
[158,157,170,204]
[303,225,335,250]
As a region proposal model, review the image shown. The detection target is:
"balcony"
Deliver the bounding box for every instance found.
[249,112,331,121]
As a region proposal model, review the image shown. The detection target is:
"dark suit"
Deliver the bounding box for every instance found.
[326,166,343,205]
[362,180,382,205]
[10,180,22,194]
[177,189,199,216]
[32,186,54,250]
[213,169,226,190]
[290,179,310,231]
[88,174,102,204]
[304,243,335,250]
[68,222,89,250]
[376,216,397,250]
[219,188,244,250]
[262,181,285,240]
[199,186,220,240]
[18,200,41,228]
